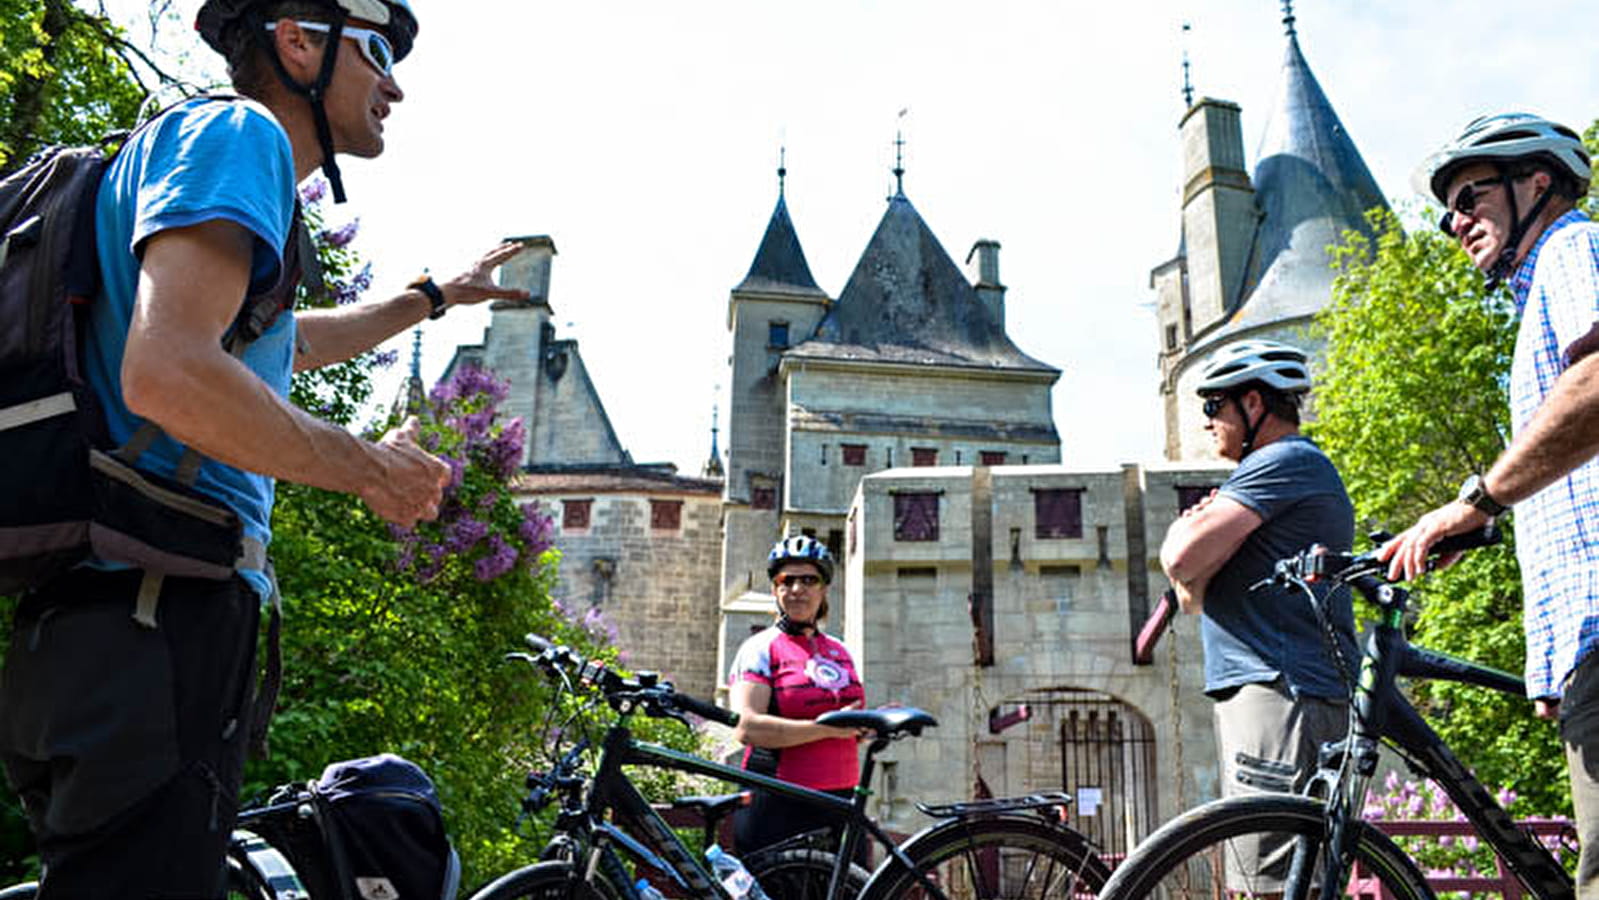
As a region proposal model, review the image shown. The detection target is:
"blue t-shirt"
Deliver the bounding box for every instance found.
[85,97,298,599]
[1200,435,1356,699]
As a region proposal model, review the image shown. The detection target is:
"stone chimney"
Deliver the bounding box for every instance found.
[496,234,558,306]
[485,235,559,467]
[965,239,1006,326]
[1178,99,1256,333]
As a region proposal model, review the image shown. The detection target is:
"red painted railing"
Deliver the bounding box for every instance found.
[1351,819,1576,899]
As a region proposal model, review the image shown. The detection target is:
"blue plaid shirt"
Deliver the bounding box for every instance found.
[1509,210,1599,699]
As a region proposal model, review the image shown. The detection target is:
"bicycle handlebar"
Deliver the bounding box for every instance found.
[1256,525,1501,594]
[514,634,740,729]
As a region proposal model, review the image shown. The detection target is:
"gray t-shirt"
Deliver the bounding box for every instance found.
[1200,435,1356,699]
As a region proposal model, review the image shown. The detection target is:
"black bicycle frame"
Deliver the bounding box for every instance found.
[1341,575,1573,900]
[585,723,947,900]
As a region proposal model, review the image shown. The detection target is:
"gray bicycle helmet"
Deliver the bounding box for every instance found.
[196,0,419,203]
[767,535,834,584]
[1411,112,1591,203]
[1195,340,1312,396]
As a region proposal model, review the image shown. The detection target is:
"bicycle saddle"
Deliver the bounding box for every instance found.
[671,792,748,818]
[817,707,938,737]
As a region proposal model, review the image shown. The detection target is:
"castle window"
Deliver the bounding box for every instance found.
[894,492,940,542]
[1176,485,1217,513]
[886,447,894,467]
[562,499,592,531]
[1165,323,1179,351]
[751,486,776,510]
[1034,488,1084,539]
[980,450,1007,466]
[911,447,938,467]
[820,444,827,466]
[650,499,683,531]
[842,444,867,466]
[768,320,790,349]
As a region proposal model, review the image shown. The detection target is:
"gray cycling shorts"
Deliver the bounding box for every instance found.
[1213,678,1348,892]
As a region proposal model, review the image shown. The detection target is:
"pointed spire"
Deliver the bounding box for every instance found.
[703,405,724,478]
[892,129,906,197]
[735,156,824,296]
[1181,22,1194,108]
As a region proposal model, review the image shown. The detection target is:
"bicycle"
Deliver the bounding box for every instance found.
[1,772,460,900]
[1096,526,1578,900]
[469,634,1111,900]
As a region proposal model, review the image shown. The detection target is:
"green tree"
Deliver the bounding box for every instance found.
[1310,206,1566,815]
[0,0,175,169]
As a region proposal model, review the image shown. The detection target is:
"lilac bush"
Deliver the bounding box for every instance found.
[390,364,556,585]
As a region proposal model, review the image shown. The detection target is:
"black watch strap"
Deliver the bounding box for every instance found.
[1458,474,1508,517]
[410,275,446,320]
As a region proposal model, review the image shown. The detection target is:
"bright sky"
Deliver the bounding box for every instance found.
[109,1,1597,473]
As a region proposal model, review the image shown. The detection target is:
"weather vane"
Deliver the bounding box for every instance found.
[778,145,787,197]
[1181,22,1194,108]
[1281,0,1297,37]
[892,108,908,196]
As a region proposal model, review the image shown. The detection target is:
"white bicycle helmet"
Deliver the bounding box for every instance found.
[1195,340,1312,396]
[1411,113,1591,203]
[767,535,834,584]
[198,0,418,61]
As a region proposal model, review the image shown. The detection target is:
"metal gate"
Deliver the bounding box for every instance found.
[1056,692,1157,861]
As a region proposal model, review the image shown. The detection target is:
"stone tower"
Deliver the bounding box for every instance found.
[721,175,832,610]
[1152,13,1387,460]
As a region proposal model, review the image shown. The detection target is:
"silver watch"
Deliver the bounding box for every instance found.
[1457,474,1508,517]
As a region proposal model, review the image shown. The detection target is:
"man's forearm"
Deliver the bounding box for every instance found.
[1485,353,1599,503]
[294,287,434,371]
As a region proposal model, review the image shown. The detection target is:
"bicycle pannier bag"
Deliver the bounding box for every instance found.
[313,754,461,900]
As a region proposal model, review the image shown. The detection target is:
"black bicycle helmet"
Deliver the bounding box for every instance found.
[196,0,419,203]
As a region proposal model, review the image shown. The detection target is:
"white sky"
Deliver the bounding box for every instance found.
[108,1,1598,473]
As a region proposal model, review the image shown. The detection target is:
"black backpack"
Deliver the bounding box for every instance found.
[312,754,461,900]
[0,98,305,601]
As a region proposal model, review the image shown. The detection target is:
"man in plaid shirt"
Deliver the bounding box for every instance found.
[1382,112,1599,896]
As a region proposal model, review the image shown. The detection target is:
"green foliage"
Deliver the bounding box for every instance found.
[0,0,147,170]
[1309,208,1567,815]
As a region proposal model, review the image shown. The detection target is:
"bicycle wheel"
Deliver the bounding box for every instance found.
[0,883,38,900]
[468,860,627,900]
[1095,793,1434,900]
[224,855,275,900]
[746,846,871,900]
[861,814,1110,900]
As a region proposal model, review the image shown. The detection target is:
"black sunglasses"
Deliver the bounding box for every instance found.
[1201,395,1229,419]
[774,573,823,588]
[1437,176,1503,236]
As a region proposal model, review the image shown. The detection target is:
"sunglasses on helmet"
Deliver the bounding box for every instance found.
[266,20,395,77]
[1436,176,1503,236]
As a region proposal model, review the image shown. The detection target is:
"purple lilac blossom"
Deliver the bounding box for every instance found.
[445,516,490,552]
[299,178,329,204]
[474,534,518,581]
[321,218,360,249]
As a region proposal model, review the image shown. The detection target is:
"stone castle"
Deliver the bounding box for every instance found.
[437,13,1385,854]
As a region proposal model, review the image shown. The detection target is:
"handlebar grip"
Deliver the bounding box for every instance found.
[1430,525,1501,557]
[673,691,739,728]
[525,634,555,653]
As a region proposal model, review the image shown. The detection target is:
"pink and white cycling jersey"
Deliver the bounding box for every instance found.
[730,626,865,791]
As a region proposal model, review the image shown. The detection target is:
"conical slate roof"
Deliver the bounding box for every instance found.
[789,193,1056,373]
[1205,30,1388,344]
[734,193,827,297]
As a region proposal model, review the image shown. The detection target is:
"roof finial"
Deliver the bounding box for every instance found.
[1281,0,1296,37]
[409,327,423,381]
[893,108,908,196]
[1181,21,1194,108]
[703,403,724,478]
[778,145,787,197]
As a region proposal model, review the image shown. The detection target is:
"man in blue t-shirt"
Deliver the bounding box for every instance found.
[0,1,532,894]
[1160,340,1355,883]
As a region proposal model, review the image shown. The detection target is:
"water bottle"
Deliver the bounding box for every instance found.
[704,844,770,900]
[634,878,667,900]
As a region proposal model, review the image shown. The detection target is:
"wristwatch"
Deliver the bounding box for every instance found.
[409,275,447,320]
[1456,473,1508,517]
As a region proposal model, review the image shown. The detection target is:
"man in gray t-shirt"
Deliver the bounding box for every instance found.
[1160,340,1355,888]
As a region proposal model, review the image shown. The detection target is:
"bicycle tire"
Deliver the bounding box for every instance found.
[224,855,276,900]
[1095,793,1435,900]
[0,883,37,900]
[746,846,870,900]
[861,814,1110,900]
[468,860,628,900]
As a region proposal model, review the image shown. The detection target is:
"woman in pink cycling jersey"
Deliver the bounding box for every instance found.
[729,535,865,855]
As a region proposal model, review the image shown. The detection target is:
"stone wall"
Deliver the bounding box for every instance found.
[541,490,724,699]
[842,463,1231,844]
